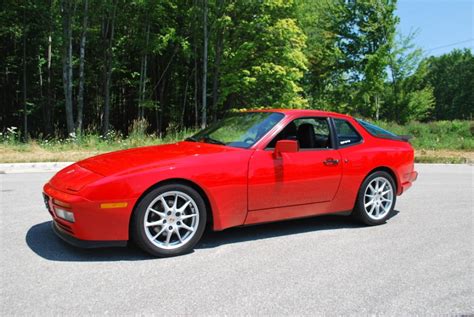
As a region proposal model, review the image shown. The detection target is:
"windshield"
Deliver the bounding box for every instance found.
[187,112,284,148]
[357,119,398,137]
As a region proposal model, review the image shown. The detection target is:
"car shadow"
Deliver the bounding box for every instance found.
[25,221,154,262]
[26,210,399,262]
[198,210,399,248]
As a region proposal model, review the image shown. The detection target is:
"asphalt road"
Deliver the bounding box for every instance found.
[1,164,472,315]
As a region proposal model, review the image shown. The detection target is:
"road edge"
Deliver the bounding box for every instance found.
[0,161,471,174]
[0,162,74,174]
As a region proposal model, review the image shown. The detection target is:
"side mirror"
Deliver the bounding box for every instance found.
[274,140,299,158]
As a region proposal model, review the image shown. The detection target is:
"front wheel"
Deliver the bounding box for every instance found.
[131,184,207,257]
[352,171,396,225]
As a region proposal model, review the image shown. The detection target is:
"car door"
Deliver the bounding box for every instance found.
[248,117,343,211]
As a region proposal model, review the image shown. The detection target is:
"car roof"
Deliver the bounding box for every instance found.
[245,108,354,120]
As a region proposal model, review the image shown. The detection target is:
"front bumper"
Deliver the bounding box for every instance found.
[52,221,126,248]
[43,182,135,244]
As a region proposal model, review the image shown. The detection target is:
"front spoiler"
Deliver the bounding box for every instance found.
[52,221,127,249]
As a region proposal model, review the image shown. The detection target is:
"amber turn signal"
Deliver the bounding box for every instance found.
[100,202,128,209]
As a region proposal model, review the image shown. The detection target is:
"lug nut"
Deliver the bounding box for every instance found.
[163,220,167,224]
[167,211,172,215]
[168,226,173,230]
[177,221,181,225]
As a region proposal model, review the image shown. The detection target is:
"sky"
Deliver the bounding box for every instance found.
[396,0,473,56]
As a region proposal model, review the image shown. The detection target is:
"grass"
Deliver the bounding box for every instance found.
[374,120,474,163]
[0,125,197,163]
[414,149,473,164]
[374,120,474,151]
[1,120,472,164]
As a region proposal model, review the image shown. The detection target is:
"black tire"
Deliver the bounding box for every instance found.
[352,171,397,226]
[131,184,207,257]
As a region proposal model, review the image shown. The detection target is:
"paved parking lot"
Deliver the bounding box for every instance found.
[0,164,472,315]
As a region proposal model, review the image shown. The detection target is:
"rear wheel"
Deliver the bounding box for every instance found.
[353,171,396,225]
[131,184,207,257]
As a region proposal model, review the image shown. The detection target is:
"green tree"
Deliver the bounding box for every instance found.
[219,0,308,111]
[383,33,434,123]
[299,0,398,118]
[2,0,472,141]
[424,49,474,120]
[296,0,345,111]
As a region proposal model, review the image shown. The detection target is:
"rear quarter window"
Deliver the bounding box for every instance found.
[333,119,362,147]
[356,119,398,138]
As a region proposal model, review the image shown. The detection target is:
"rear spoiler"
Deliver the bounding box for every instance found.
[398,135,412,142]
[375,134,413,142]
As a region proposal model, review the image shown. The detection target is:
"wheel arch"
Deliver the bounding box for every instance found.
[365,166,400,194]
[128,178,214,237]
[351,166,399,225]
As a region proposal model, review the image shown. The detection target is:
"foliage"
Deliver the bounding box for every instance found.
[423,49,474,120]
[372,120,473,150]
[219,0,308,110]
[382,33,435,123]
[1,0,473,140]
[1,120,472,164]
[3,120,471,151]
[299,0,399,118]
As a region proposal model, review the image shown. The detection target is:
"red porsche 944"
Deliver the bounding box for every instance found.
[43,110,418,257]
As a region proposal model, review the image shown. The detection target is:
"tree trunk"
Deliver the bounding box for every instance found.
[38,55,44,134]
[138,22,150,119]
[375,94,380,120]
[101,0,118,137]
[194,65,198,127]
[211,0,225,122]
[192,0,199,128]
[201,0,208,129]
[60,0,75,136]
[44,0,53,136]
[22,12,28,141]
[156,78,167,137]
[45,33,53,135]
[211,38,223,122]
[38,55,43,100]
[76,0,88,135]
[138,50,144,118]
[181,71,191,128]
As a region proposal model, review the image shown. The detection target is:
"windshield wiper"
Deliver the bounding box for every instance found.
[185,135,226,146]
[185,136,198,142]
[202,136,226,146]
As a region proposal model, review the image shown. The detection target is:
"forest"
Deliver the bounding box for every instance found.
[1,0,473,141]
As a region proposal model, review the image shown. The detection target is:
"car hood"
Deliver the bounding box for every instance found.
[76,141,243,176]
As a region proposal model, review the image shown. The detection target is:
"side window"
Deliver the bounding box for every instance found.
[267,117,332,149]
[333,119,362,147]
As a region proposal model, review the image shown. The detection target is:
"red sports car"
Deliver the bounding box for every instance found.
[43,110,418,257]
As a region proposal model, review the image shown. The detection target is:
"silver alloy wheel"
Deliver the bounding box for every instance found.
[363,176,394,220]
[143,191,199,250]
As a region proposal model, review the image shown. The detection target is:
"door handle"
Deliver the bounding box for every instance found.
[324,158,339,166]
